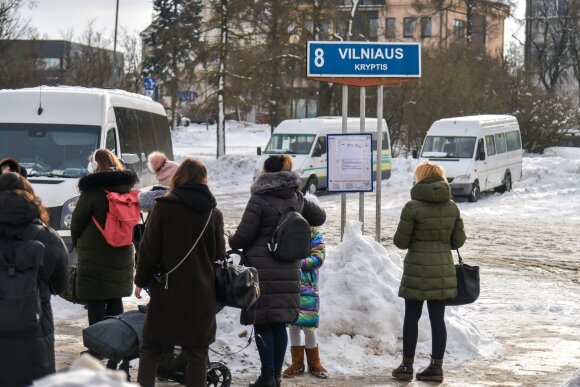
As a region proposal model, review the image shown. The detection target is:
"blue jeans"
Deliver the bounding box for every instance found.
[254,323,288,372]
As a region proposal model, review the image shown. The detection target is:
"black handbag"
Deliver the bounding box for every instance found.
[445,249,480,306]
[214,250,260,310]
[60,265,87,305]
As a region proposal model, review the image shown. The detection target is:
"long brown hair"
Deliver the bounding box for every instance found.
[0,172,49,224]
[171,158,208,188]
[93,148,124,172]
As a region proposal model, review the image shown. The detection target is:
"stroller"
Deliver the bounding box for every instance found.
[82,309,231,386]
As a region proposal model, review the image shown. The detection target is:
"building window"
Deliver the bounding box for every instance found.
[454,19,466,39]
[386,18,396,38]
[403,17,415,38]
[369,14,379,39]
[37,57,61,70]
[421,17,432,37]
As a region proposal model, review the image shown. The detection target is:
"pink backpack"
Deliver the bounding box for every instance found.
[92,190,141,247]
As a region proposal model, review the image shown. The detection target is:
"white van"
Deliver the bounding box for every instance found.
[0,86,173,256]
[255,117,392,193]
[418,115,522,202]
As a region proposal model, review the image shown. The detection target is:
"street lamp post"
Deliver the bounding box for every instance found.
[288,34,300,119]
[112,0,120,88]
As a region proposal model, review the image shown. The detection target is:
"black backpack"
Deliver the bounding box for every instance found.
[265,198,311,261]
[0,223,45,334]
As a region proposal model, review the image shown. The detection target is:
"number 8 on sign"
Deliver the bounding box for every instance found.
[314,48,324,67]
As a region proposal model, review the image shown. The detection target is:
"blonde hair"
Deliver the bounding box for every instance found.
[93,148,124,172]
[414,161,445,183]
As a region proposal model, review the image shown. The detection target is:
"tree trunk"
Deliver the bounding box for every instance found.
[216,0,228,158]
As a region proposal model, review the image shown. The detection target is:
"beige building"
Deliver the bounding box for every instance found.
[332,0,509,59]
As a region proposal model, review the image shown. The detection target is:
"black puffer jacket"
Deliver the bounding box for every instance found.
[71,170,138,300]
[0,192,69,386]
[229,171,326,325]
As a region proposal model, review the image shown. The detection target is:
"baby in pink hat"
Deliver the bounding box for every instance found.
[138,152,179,212]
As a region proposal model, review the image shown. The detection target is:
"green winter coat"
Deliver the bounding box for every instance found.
[394,176,466,301]
[71,170,138,301]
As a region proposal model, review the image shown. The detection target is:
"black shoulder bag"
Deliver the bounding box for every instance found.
[445,249,480,306]
[214,249,260,310]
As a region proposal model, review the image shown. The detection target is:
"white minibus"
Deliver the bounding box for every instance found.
[0,86,173,258]
[255,116,392,193]
[417,115,522,202]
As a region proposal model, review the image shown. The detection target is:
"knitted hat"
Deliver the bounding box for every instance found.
[147,152,179,186]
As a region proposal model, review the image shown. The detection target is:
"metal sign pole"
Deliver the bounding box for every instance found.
[359,87,366,231]
[341,84,348,241]
[376,85,383,241]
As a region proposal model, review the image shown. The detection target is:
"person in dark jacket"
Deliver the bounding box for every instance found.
[134,158,226,387]
[228,155,326,387]
[138,151,179,212]
[391,161,466,383]
[0,172,68,386]
[70,149,138,365]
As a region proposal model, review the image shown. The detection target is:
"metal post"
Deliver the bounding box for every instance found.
[341,84,348,241]
[359,87,366,231]
[375,85,383,242]
[112,0,120,88]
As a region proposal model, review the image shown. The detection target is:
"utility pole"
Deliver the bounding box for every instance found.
[112,0,120,88]
[524,0,533,82]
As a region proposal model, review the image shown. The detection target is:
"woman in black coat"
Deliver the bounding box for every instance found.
[229,155,326,387]
[135,158,226,387]
[0,172,69,386]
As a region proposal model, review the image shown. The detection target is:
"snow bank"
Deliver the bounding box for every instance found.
[317,221,485,374]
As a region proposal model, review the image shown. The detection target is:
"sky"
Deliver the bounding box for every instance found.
[20,0,525,56]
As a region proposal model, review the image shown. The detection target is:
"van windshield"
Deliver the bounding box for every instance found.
[0,123,101,178]
[421,136,476,159]
[264,134,316,155]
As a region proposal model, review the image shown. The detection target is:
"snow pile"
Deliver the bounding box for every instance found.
[315,221,486,374]
[517,155,580,194]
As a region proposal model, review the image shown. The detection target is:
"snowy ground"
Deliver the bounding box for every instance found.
[52,123,580,386]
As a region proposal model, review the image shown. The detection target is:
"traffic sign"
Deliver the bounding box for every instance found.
[143,77,156,90]
[307,41,421,78]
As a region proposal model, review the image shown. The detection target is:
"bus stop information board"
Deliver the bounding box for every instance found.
[307,42,421,78]
[327,134,373,192]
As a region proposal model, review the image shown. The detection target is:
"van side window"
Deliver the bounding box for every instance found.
[105,129,117,154]
[312,136,326,157]
[152,113,174,159]
[495,133,507,154]
[136,110,156,161]
[485,135,496,156]
[115,107,142,174]
[476,138,485,158]
[506,131,522,151]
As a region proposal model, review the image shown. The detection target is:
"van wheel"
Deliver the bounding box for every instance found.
[495,173,512,193]
[468,181,480,202]
[304,177,318,194]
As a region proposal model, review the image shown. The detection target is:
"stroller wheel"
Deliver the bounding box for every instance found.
[207,362,231,387]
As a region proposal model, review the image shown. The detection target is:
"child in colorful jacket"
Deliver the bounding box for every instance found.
[283,228,328,379]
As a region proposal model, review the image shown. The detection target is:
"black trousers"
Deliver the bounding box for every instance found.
[137,340,208,387]
[87,298,124,325]
[403,299,447,360]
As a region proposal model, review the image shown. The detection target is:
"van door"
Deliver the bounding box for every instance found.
[308,136,327,188]
[114,107,143,178]
[482,135,497,190]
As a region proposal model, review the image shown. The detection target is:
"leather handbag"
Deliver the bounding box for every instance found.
[214,250,260,310]
[445,249,480,306]
[60,265,87,305]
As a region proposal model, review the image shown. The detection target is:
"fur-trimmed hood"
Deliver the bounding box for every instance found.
[251,171,301,195]
[78,170,138,192]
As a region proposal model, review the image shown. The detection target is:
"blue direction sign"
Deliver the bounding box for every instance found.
[307,41,421,78]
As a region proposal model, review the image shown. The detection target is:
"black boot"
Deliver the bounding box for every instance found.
[274,370,281,387]
[416,358,444,382]
[249,370,276,387]
[391,356,414,381]
[119,359,131,381]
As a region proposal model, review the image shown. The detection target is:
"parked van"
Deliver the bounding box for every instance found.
[255,117,391,193]
[417,115,522,202]
[0,86,173,255]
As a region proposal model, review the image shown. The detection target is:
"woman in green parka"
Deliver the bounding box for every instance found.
[71,149,137,344]
[391,161,466,383]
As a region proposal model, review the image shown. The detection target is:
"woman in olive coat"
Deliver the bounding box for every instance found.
[134,158,225,387]
[0,173,68,386]
[391,161,466,383]
[228,155,326,387]
[71,149,138,327]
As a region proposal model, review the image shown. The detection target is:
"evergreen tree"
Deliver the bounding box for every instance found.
[142,0,203,129]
